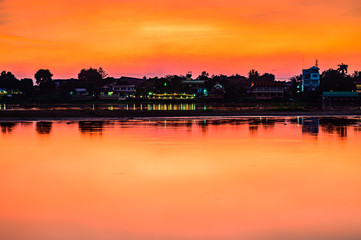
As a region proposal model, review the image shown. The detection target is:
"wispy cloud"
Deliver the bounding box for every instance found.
[0,0,7,25]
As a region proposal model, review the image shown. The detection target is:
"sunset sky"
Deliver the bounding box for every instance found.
[1,0,361,79]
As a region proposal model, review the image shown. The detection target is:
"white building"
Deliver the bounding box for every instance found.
[302,66,320,92]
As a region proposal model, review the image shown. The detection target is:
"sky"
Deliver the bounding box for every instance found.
[1,0,361,79]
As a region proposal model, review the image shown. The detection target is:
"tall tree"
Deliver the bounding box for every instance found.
[321,68,353,91]
[34,69,55,93]
[248,69,260,81]
[337,63,348,75]
[352,71,361,79]
[78,68,104,97]
[197,71,210,80]
[0,71,19,90]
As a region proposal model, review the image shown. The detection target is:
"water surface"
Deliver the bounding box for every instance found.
[1,117,361,240]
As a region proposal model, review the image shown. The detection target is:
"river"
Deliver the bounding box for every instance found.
[1,117,361,240]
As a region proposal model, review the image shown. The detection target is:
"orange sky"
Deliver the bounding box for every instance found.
[1,0,361,79]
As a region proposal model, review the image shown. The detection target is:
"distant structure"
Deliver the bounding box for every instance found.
[248,81,285,99]
[302,61,320,92]
[186,71,193,81]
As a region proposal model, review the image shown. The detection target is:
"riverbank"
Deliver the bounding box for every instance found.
[1,109,361,121]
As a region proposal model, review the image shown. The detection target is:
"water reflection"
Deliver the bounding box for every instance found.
[1,117,361,140]
[2,116,361,240]
[302,118,319,136]
[36,122,52,134]
[0,122,17,133]
[319,117,355,138]
[78,121,104,134]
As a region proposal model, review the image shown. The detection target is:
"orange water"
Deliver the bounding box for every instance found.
[1,118,361,240]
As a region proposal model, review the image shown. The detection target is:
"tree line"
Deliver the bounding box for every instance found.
[1,64,361,102]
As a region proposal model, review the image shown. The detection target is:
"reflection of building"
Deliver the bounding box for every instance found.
[248,81,285,99]
[302,66,320,92]
[302,118,319,136]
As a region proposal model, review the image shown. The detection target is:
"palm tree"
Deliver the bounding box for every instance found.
[337,63,348,75]
[248,69,260,82]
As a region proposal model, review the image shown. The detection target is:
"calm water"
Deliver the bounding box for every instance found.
[1,117,361,240]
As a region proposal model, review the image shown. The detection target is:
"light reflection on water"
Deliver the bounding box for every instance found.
[1,117,361,240]
[0,103,201,111]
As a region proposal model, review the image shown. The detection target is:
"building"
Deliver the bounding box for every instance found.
[248,81,285,99]
[354,79,361,93]
[302,66,320,92]
[322,91,361,109]
[322,91,360,103]
[118,76,146,86]
[99,82,136,100]
[207,83,225,100]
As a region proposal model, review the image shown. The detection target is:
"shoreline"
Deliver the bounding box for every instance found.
[1,109,361,121]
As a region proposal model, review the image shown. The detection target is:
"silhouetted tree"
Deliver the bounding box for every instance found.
[320,68,354,91]
[352,71,361,80]
[98,67,108,79]
[0,71,19,90]
[248,69,260,81]
[288,75,302,97]
[337,63,348,76]
[197,71,210,80]
[35,69,55,93]
[78,68,104,97]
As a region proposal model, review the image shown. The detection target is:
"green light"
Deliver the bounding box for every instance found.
[164,83,167,86]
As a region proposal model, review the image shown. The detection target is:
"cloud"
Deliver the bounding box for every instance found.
[0,0,7,25]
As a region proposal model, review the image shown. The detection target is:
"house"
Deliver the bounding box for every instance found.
[302,66,320,92]
[119,76,146,86]
[248,81,285,99]
[322,91,360,104]
[99,82,136,100]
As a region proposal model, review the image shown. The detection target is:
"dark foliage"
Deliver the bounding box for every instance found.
[35,69,55,93]
[78,68,105,98]
[0,71,19,90]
